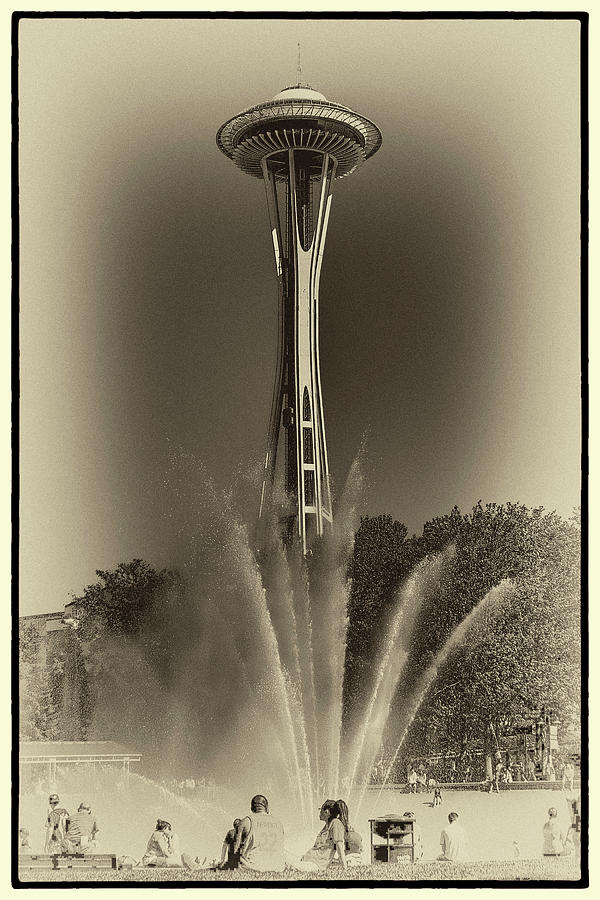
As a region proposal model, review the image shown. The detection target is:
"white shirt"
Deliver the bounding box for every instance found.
[440,820,467,861]
[543,818,564,855]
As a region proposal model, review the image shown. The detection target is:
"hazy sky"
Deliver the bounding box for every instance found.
[19,16,581,616]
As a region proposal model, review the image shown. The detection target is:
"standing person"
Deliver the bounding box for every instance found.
[408,768,418,794]
[433,786,443,807]
[45,793,69,854]
[234,794,285,873]
[489,761,502,794]
[63,802,99,855]
[543,807,566,856]
[438,812,467,862]
[563,761,575,791]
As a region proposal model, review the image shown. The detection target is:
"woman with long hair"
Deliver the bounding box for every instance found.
[336,799,363,865]
[293,800,348,871]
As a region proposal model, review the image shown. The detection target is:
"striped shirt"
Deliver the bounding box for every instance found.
[67,811,97,841]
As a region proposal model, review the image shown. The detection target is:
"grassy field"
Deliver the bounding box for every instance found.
[17,856,581,883]
[19,786,583,884]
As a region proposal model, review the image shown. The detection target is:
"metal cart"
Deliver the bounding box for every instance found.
[369,815,416,863]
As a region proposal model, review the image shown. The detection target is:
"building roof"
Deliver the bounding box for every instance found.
[20,741,140,761]
[19,611,64,622]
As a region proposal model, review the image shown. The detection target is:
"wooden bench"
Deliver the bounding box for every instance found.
[19,853,117,870]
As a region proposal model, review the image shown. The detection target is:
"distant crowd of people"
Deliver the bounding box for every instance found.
[399,754,579,792]
[160,777,218,802]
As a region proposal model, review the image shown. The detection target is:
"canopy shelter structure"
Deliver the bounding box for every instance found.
[19,741,141,788]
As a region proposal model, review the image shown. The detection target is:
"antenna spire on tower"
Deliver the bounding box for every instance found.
[297,42,302,85]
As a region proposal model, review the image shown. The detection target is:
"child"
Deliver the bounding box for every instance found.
[19,828,31,853]
[433,787,442,808]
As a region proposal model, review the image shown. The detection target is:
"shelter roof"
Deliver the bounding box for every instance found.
[20,741,140,761]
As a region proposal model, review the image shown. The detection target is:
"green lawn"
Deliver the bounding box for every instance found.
[17,856,581,883]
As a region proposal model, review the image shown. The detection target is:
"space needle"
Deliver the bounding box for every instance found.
[217,77,382,553]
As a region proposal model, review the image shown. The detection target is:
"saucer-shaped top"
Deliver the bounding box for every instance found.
[216,83,382,180]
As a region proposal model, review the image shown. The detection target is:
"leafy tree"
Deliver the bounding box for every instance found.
[72,559,178,743]
[387,504,580,766]
[343,514,415,724]
[18,621,59,740]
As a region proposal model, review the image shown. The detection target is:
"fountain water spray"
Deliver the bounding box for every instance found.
[344,547,456,795]
[372,578,515,808]
[22,445,523,861]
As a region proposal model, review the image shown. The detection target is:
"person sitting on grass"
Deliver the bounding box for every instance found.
[234,794,285,873]
[218,818,242,870]
[294,800,347,871]
[141,819,193,869]
[438,811,467,862]
[403,812,423,861]
[542,807,566,856]
[336,799,363,866]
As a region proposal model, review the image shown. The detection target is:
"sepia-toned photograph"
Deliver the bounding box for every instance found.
[15,12,585,886]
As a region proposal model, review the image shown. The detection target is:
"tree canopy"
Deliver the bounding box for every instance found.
[344,502,581,770]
